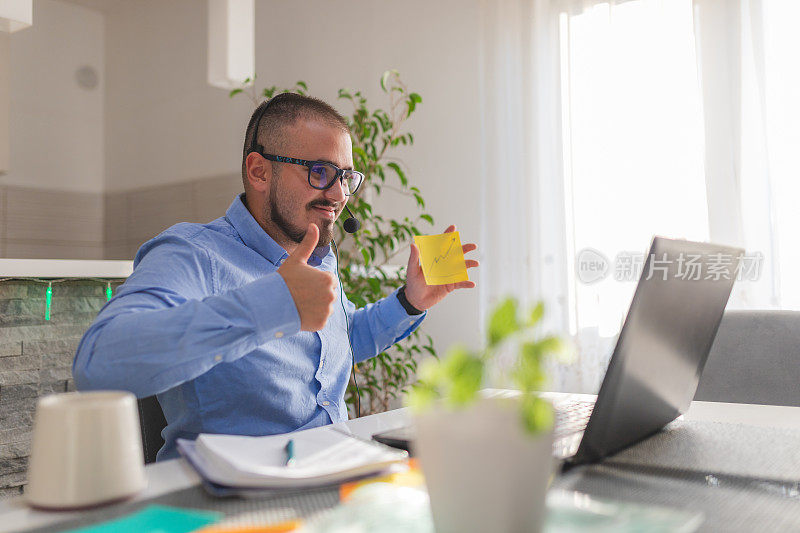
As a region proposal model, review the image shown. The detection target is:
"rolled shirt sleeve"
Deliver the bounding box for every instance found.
[346,288,426,364]
[73,234,302,397]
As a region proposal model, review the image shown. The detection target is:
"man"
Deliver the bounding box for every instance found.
[73,93,478,460]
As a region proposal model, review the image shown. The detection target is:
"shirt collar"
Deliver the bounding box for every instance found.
[225,194,332,267]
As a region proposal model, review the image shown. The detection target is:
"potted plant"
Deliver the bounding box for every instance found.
[407,297,569,533]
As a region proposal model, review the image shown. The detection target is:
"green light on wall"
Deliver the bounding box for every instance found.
[45,283,52,321]
[0,278,123,322]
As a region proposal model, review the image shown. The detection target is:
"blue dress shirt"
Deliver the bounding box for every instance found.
[73,194,425,460]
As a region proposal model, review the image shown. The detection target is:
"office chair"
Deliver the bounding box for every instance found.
[695,310,800,407]
[137,396,167,464]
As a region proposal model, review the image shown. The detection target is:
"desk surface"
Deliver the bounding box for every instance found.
[2,393,799,532]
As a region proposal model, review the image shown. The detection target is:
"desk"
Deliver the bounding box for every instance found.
[1,394,799,532]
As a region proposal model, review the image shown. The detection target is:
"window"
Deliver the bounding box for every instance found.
[558,0,707,389]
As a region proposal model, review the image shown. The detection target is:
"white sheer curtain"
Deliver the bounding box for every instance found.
[757,0,800,310]
[696,0,800,311]
[477,0,569,331]
[694,0,773,308]
[479,0,800,393]
[478,0,577,389]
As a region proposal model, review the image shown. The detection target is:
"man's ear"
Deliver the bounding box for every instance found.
[245,152,270,192]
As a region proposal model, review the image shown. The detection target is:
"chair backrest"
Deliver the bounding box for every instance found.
[694,310,800,406]
[137,395,167,464]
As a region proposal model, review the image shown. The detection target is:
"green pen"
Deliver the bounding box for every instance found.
[284,439,295,467]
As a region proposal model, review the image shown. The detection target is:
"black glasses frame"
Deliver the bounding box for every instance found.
[260,153,364,196]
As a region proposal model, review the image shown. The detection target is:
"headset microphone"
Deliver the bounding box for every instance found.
[342,205,361,234]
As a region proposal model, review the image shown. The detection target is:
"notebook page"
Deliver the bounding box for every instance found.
[196,426,407,481]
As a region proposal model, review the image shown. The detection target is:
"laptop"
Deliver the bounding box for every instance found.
[373,236,743,467]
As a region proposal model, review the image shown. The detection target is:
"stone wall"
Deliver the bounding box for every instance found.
[0,279,124,498]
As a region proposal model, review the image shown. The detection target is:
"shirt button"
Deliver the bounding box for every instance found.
[322,401,330,406]
[214,354,222,362]
[275,332,283,338]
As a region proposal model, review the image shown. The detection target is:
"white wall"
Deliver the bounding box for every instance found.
[5,0,104,193]
[105,0,484,351]
[104,0,253,193]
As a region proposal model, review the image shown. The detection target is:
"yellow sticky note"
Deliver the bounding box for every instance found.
[414,232,469,285]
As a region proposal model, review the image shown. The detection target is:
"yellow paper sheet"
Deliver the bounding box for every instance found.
[413,232,469,285]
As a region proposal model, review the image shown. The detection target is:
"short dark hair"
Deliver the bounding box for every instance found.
[241,93,350,187]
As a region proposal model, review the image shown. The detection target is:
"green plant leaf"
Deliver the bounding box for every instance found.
[406,93,422,115]
[528,301,545,327]
[440,346,483,407]
[387,162,408,187]
[229,88,243,98]
[520,395,554,434]
[537,336,565,356]
[488,298,519,347]
[515,343,547,391]
[418,357,444,384]
[380,70,391,92]
[350,294,367,307]
[407,384,437,412]
[367,277,381,293]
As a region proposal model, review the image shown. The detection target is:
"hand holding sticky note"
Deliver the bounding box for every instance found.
[413,232,470,285]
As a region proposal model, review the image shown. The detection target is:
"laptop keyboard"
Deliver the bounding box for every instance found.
[554,400,595,439]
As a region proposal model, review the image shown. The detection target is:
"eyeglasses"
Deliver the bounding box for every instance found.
[260,153,364,196]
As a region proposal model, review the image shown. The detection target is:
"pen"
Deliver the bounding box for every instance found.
[284,439,295,467]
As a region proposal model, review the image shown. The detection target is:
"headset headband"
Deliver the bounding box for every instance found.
[248,92,294,155]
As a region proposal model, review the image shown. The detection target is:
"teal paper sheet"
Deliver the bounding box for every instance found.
[65,505,221,533]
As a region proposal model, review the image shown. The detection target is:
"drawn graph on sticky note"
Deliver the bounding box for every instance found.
[414,232,469,286]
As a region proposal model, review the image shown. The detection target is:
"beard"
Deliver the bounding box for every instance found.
[266,176,337,248]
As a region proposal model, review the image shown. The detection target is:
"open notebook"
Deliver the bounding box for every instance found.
[179,426,408,489]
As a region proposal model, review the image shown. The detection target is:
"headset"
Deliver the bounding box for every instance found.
[248,94,363,418]
[331,239,361,418]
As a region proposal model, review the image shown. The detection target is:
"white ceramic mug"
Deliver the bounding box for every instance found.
[25,391,147,509]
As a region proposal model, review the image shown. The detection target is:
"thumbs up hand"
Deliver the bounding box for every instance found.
[278,224,337,331]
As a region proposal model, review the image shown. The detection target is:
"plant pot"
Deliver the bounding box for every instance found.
[413,397,554,533]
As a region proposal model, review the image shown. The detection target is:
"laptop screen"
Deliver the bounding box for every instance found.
[573,236,743,464]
